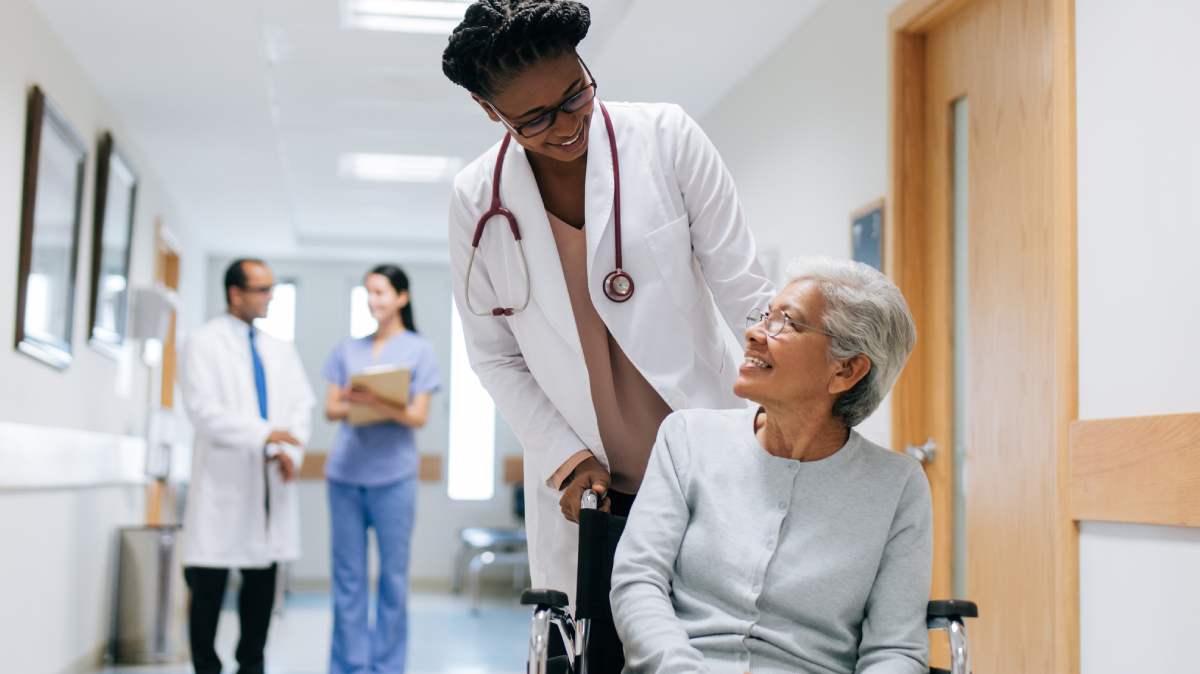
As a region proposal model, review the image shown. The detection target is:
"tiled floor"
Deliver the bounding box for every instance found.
[95,590,530,674]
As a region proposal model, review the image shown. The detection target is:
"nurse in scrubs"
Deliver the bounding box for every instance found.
[442,0,774,602]
[322,264,441,674]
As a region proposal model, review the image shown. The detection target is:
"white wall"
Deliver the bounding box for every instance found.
[0,0,202,672]
[1079,521,1200,673]
[1076,1,1200,672]
[702,0,903,268]
[203,257,523,585]
[701,0,904,447]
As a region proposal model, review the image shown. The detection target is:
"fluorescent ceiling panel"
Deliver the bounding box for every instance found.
[339,153,463,182]
[345,0,470,34]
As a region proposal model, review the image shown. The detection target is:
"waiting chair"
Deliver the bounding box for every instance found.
[521,490,977,674]
[452,526,529,612]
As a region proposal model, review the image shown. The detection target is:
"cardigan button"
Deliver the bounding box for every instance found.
[778,502,787,510]
[670,397,686,411]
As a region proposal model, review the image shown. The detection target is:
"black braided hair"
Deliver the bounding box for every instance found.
[442,0,591,99]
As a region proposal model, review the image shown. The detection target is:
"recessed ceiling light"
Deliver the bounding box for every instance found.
[339,153,464,183]
[344,0,470,34]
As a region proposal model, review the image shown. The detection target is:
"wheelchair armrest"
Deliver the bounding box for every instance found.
[926,600,978,620]
[521,588,570,610]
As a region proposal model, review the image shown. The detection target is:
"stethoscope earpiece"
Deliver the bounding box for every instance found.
[464,100,633,318]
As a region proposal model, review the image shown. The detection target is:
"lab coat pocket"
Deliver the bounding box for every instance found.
[645,213,700,312]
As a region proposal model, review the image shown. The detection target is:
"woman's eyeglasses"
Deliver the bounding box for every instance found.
[486,60,598,139]
[745,308,834,338]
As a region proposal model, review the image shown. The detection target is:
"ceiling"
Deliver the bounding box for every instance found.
[28,0,826,262]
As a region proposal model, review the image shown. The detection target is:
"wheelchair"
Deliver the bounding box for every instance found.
[520,490,977,674]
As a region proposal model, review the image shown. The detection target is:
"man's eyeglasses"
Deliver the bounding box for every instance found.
[237,285,274,296]
[745,308,834,338]
[486,60,598,139]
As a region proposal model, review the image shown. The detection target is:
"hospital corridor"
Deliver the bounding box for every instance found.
[1,1,1198,674]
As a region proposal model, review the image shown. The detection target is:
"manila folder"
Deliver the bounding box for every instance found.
[348,366,410,427]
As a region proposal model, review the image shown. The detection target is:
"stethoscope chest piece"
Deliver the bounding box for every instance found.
[603,269,634,302]
[466,100,634,317]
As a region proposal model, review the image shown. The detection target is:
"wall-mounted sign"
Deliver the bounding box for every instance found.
[851,199,884,273]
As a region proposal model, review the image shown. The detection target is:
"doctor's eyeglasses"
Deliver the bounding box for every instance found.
[486,61,598,138]
[746,309,835,338]
[235,284,275,296]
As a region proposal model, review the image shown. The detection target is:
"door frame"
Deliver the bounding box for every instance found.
[884,0,1079,671]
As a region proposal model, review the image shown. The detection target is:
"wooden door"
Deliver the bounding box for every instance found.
[147,223,181,525]
[887,0,1078,671]
[158,246,180,408]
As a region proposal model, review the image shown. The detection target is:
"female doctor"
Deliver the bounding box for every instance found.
[442,0,774,602]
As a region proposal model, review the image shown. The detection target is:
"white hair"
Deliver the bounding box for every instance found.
[784,256,917,428]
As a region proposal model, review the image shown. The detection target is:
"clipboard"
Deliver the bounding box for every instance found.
[348,365,410,427]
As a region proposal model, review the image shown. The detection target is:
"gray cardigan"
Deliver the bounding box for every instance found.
[610,407,933,674]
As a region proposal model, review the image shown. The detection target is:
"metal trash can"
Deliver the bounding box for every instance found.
[112,525,188,663]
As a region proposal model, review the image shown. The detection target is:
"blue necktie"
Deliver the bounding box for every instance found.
[249,326,268,420]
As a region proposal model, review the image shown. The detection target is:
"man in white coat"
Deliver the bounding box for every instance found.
[179,259,315,674]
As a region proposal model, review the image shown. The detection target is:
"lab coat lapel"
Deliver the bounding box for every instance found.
[500,142,583,356]
[584,106,615,277]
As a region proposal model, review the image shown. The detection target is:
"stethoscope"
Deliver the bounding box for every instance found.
[463,100,633,317]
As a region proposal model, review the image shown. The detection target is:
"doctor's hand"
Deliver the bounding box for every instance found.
[559,457,612,523]
[266,430,302,446]
[271,452,297,483]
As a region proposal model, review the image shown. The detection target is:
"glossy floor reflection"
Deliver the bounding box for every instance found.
[96,589,530,674]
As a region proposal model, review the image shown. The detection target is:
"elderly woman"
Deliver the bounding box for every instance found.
[610,257,930,674]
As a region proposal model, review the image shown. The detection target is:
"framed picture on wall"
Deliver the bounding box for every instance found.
[851,199,884,273]
[14,86,88,369]
[87,132,138,357]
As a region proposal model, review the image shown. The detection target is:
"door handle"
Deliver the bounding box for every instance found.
[905,438,937,464]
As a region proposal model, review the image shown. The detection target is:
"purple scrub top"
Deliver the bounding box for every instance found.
[322,331,441,486]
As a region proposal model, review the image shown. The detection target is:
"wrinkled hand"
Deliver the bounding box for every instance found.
[267,429,301,446]
[559,456,612,523]
[272,452,296,483]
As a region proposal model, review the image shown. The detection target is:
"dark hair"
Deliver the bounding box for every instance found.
[442,0,591,99]
[224,258,266,305]
[369,264,417,333]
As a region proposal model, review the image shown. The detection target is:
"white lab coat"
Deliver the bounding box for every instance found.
[179,314,316,568]
[448,101,775,602]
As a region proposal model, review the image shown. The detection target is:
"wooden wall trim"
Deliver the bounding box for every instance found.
[1070,412,1200,527]
[298,452,446,483]
[298,452,328,480]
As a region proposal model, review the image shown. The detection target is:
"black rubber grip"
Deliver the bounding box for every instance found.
[520,589,569,608]
[927,599,979,619]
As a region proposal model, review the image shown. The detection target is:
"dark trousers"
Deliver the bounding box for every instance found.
[184,564,277,674]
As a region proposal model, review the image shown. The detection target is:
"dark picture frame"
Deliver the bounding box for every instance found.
[14,86,88,369]
[87,132,138,358]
